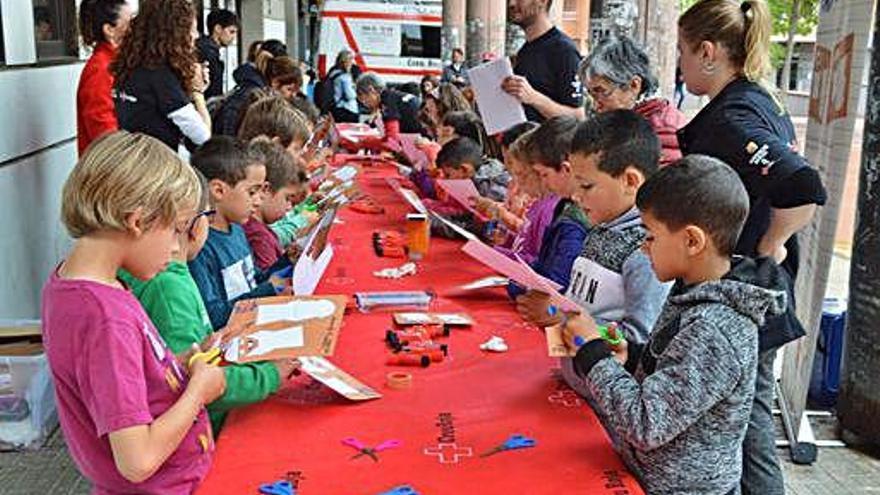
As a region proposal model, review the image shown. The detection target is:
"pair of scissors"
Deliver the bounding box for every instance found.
[342,437,402,462]
[187,346,222,368]
[480,434,537,457]
[376,485,419,495]
[258,480,295,495]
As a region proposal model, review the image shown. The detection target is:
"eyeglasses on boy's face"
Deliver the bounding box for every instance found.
[186,209,217,236]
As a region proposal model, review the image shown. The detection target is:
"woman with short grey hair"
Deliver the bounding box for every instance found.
[580,36,686,165]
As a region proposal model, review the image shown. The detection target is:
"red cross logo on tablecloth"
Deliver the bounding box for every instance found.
[423,443,473,464]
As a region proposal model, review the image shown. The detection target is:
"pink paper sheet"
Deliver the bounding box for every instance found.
[461,240,580,313]
[436,179,488,220]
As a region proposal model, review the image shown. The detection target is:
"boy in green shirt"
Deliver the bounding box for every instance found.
[120,170,298,435]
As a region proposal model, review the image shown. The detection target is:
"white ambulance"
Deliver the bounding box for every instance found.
[316,0,443,84]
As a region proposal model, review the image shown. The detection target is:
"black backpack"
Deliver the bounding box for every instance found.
[315,69,345,114]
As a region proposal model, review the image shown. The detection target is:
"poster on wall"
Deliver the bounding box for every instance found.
[782,0,873,448]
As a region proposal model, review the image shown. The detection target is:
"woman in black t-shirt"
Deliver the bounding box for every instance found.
[111,0,210,151]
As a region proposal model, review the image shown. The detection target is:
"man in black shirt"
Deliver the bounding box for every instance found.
[502,0,584,121]
[197,9,239,99]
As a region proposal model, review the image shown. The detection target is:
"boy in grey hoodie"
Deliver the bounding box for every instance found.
[562,155,786,495]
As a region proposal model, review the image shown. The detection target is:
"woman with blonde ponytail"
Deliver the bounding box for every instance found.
[676,1,827,494]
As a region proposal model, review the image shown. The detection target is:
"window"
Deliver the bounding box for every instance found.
[400,25,441,58]
[33,0,78,61]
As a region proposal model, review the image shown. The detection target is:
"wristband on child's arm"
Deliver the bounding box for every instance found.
[573,339,614,377]
[571,325,624,348]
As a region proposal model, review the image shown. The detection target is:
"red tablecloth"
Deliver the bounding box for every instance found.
[197,164,644,495]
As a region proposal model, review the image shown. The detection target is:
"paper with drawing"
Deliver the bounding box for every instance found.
[298,356,381,401]
[223,295,348,362]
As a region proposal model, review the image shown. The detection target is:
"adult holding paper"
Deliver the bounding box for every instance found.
[502,0,584,121]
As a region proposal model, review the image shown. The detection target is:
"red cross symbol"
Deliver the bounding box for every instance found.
[423,443,473,464]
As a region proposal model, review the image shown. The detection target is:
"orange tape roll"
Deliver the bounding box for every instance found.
[386,371,413,389]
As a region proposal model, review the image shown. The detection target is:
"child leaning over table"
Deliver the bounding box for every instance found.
[243,138,309,272]
[490,122,559,266]
[508,116,589,300]
[518,112,669,398]
[428,136,510,238]
[120,168,299,435]
[237,95,319,247]
[188,137,285,331]
[42,132,225,494]
[561,155,787,495]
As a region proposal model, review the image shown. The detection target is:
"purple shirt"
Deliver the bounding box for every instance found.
[243,218,284,272]
[42,267,213,494]
[495,194,560,265]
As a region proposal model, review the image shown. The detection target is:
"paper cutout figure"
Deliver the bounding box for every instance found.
[256,299,337,325]
[225,326,305,362]
[298,356,382,401]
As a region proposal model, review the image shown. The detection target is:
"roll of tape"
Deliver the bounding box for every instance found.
[386,371,413,390]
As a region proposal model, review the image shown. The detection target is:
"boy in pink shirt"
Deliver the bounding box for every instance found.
[42,131,225,494]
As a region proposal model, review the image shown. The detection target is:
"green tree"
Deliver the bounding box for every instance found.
[679,0,818,35]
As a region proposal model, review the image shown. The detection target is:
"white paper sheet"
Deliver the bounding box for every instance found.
[255,299,338,325]
[293,244,334,296]
[398,187,428,214]
[332,165,358,182]
[293,209,337,295]
[428,211,477,241]
[297,356,382,401]
[467,57,527,135]
[460,276,509,290]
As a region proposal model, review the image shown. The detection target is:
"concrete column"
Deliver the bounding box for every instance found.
[240,0,265,62]
[467,0,508,63]
[284,0,300,60]
[443,0,467,60]
[575,0,591,53]
[839,0,880,445]
[639,0,678,96]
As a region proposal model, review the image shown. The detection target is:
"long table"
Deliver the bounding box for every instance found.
[197,162,644,495]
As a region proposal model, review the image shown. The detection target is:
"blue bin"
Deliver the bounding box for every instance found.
[807,298,847,409]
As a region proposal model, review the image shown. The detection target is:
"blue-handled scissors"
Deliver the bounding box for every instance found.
[259,480,295,495]
[480,434,536,457]
[376,485,420,495]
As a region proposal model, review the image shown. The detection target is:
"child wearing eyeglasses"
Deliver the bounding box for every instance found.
[120,138,298,434]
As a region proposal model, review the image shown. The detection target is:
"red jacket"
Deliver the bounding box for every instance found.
[77,43,118,155]
[634,98,687,167]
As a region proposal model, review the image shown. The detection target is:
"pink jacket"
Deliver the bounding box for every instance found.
[634,98,687,167]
